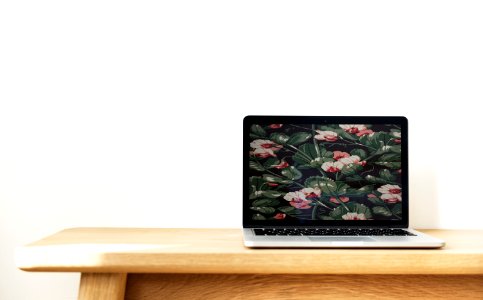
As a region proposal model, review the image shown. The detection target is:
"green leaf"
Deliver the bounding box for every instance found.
[252,198,280,207]
[357,203,372,219]
[350,149,367,159]
[250,176,265,190]
[292,154,311,165]
[281,166,302,180]
[252,214,266,220]
[278,206,295,213]
[320,178,338,194]
[357,185,375,193]
[320,216,335,220]
[295,164,311,170]
[341,163,362,176]
[250,207,276,214]
[292,144,333,166]
[334,182,350,196]
[375,132,392,146]
[373,206,392,217]
[269,133,289,145]
[249,160,265,172]
[367,196,384,205]
[392,203,402,215]
[375,152,401,169]
[306,176,352,196]
[360,132,391,150]
[262,174,283,183]
[263,157,280,169]
[305,176,324,188]
[378,153,401,162]
[365,175,388,184]
[329,205,346,219]
[250,124,266,137]
[374,162,401,169]
[262,190,283,198]
[330,203,373,219]
[337,130,357,141]
[346,175,364,182]
[312,178,349,196]
[391,145,401,153]
[287,132,312,145]
[379,169,396,181]
[347,185,374,196]
[317,125,338,131]
[310,144,334,160]
[359,133,379,149]
[278,206,302,214]
[261,176,292,185]
[249,176,266,199]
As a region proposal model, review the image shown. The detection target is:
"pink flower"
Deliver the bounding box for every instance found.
[377,184,402,204]
[380,193,402,203]
[321,161,344,172]
[274,160,289,169]
[377,184,401,195]
[251,149,274,158]
[339,124,367,134]
[289,199,312,209]
[356,129,374,137]
[314,130,338,142]
[336,154,366,167]
[250,139,282,158]
[250,139,282,150]
[274,213,286,220]
[367,194,377,198]
[301,187,321,198]
[342,212,367,220]
[339,155,361,165]
[269,124,283,129]
[283,189,314,209]
[267,183,279,187]
[283,190,307,202]
[394,139,401,143]
[333,151,350,160]
[329,196,349,204]
[284,188,320,201]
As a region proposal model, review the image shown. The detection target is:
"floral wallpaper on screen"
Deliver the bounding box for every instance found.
[248,123,402,221]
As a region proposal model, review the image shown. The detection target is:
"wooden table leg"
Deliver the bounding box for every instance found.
[78,273,127,300]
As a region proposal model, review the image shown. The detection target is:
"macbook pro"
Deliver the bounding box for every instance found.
[243,116,444,248]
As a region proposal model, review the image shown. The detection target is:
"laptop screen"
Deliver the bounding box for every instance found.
[245,116,407,226]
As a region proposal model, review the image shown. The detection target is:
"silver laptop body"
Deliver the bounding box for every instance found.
[243,116,444,248]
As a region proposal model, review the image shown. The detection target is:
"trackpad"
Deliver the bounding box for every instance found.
[308,237,375,242]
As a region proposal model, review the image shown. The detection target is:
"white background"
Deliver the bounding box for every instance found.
[1,0,483,299]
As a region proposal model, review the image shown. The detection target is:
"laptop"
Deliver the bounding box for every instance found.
[243,116,445,248]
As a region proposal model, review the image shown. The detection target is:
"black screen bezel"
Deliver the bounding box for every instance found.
[243,115,409,228]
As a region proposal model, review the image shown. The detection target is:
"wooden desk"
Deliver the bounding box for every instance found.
[16,228,483,299]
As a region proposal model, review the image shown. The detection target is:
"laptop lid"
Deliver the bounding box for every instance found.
[243,116,408,228]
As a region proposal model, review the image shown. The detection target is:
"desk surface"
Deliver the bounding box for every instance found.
[16,228,483,275]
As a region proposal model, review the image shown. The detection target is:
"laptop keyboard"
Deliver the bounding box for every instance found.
[253,228,415,236]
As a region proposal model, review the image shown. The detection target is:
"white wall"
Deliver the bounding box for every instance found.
[1,1,482,299]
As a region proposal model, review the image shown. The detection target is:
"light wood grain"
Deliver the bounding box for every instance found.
[16,228,483,274]
[125,274,483,300]
[78,273,126,300]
